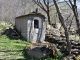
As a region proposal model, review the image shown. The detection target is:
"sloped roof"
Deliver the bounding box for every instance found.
[15,12,45,19]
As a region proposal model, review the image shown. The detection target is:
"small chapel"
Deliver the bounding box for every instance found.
[15,12,46,43]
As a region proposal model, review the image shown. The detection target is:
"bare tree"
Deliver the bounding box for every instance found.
[53,0,71,54]
[33,0,52,25]
[65,0,80,35]
[34,0,72,54]
[69,0,80,35]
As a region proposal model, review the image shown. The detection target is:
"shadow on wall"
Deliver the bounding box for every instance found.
[1,27,25,40]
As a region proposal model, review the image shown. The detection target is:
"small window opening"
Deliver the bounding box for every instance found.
[34,20,39,28]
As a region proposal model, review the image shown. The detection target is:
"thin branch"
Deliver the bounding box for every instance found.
[43,0,47,8]
[64,0,72,9]
[33,0,47,13]
[68,15,74,30]
[69,0,73,6]
[64,13,71,22]
[74,0,76,5]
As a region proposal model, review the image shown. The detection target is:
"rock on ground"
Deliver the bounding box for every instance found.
[26,43,58,59]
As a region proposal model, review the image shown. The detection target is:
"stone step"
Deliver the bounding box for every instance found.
[72,45,80,49]
[71,41,80,46]
[71,49,80,55]
[71,49,80,52]
[57,40,66,45]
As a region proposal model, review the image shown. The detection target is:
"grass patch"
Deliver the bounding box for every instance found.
[0,35,64,60]
[0,35,30,60]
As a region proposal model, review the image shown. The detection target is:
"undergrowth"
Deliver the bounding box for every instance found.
[0,21,66,60]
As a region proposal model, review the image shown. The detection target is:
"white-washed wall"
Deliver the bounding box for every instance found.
[15,15,46,43]
[15,17,27,40]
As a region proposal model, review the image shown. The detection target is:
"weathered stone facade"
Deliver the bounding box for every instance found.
[15,13,46,43]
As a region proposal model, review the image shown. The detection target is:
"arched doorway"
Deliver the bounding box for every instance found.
[34,19,39,28]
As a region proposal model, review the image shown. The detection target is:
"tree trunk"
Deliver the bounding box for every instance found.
[72,5,80,35]
[69,0,80,35]
[46,5,51,25]
[47,12,51,25]
[46,0,52,25]
[53,0,71,54]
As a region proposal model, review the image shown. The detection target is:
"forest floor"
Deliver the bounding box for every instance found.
[0,21,80,60]
[0,21,30,60]
[0,35,30,60]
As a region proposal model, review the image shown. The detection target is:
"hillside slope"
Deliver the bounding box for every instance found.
[0,0,40,22]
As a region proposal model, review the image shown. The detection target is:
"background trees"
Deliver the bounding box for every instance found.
[33,0,80,55]
[68,0,80,35]
[53,0,71,54]
[33,0,53,25]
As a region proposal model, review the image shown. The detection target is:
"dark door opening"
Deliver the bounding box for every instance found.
[34,20,39,28]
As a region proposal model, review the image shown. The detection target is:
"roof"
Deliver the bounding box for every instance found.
[15,12,45,19]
